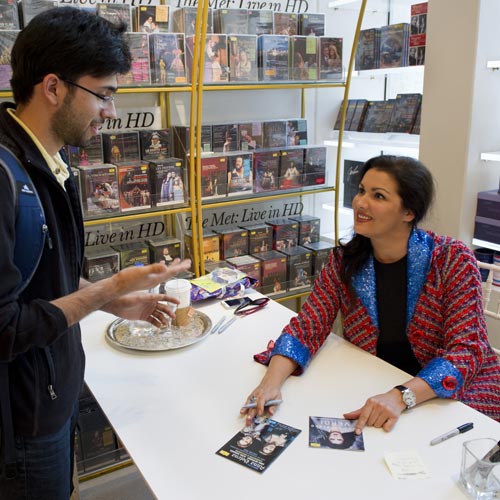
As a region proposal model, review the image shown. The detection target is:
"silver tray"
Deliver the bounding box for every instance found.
[106,311,212,352]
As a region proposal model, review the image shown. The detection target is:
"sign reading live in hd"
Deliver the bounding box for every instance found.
[83,198,304,248]
[60,0,310,14]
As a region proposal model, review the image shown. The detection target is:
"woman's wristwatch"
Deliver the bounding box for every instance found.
[394,385,417,409]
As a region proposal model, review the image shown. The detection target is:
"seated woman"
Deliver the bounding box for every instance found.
[241,155,500,433]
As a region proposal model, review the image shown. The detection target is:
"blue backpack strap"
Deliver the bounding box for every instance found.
[0,145,46,294]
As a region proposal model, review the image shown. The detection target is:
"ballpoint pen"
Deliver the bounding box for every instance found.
[210,316,227,334]
[429,422,474,446]
[241,399,283,409]
[218,316,237,334]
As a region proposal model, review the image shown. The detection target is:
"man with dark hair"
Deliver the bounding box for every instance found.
[0,8,190,498]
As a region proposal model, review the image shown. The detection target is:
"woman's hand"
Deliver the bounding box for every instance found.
[240,355,297,426]
[240,381,283,426]
[343,389,406,434]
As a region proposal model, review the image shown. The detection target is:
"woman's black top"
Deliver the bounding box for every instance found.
[374,255,421,376]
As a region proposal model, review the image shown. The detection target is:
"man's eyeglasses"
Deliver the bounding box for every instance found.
[234,297,270,317]
[61,79,115,105]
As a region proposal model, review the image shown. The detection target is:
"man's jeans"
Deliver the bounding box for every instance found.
[0,406,78,500]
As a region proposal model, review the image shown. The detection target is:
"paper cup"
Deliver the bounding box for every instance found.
[164,279,192,326]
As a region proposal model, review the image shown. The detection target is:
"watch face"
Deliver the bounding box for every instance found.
[402,389,417,408]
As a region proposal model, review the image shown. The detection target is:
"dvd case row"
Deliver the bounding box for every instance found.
[83,215,334,297]
[73,158,185,220]
[121,32,343,87]
[355,2,427,70]
[184,216,334,295]
[66,118,309,168]
[199,146,327,200]
[334,93,422,134]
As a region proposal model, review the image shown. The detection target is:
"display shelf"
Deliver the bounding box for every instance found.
[352,65,425,79]
[480,151,500,162]
[473,238,500,252]
[327,130,420,153]
[83,205,192,227]
[201,186,336,210]
[486,60,500,69]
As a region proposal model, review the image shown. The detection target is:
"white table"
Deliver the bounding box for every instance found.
[81,295,500,500]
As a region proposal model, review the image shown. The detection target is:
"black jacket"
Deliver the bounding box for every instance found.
[0,102,85,437]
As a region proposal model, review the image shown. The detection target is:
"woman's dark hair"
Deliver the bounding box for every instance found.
[10,7,131,105]
[339,155,435,297]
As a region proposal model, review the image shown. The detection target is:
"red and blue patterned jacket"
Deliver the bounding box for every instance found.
[258,229,500,421]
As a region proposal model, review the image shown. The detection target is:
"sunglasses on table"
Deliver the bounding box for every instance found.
[234,297,270,316]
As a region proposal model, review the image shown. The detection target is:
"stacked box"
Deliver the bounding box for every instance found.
[227,152,253,195]
[78,164,120,218]
[409,2,427,66]
[302,241,334,277]
[228,34,258,82]
[473,190,500,245]
[238,122,263,151]
[289,214,321,245]
[172,125,212,157]
[258,34,290,81]
[149,33,186,85]
[150,158,185,206]
[388,93,422,133]
[279,246,312,291]
[279,148,304,190]
[355,28,381,71]
[19,0,57,28]
[267,218,299,251]
[214,8,248,34]
[118,33,150,87]
[147,237,182,264]
[186,34,229,83]
[273,12,298,36]
[248,9,273,35]
[83,246,120,282]
[225,254,261,285]
[298,12,325,36]
[379,23,410,69]
[172,6,213,36]
[116,162,152,212]
[78,398,118,472]
[111,241,150,269]
[201,154,228,199]
[102,131,140,164]
[66,135,104,168]
[253,150,280,193]
[253,250,287,296]
[360,99,395,133]
[0,30,18,89]
[318,37,343,80]
[96,3,132,30]
[286,119,308,146]
[343,159,363,209]
[263,120,287,148]
[184,230,220,268]
[140,129,170,161]
[134,4,169,33]
[212,123,239,152]
[303,146,327,187]
[0,1,19,30]
[241,223,273,254]
[214,226,249,260]
[290,36,318,81]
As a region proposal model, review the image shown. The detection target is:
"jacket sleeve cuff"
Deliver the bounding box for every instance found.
[253,333,311,375]
[417,357,464,398]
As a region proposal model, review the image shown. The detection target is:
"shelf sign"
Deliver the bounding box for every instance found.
[182,197,304,231]
[85,217,166,248]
